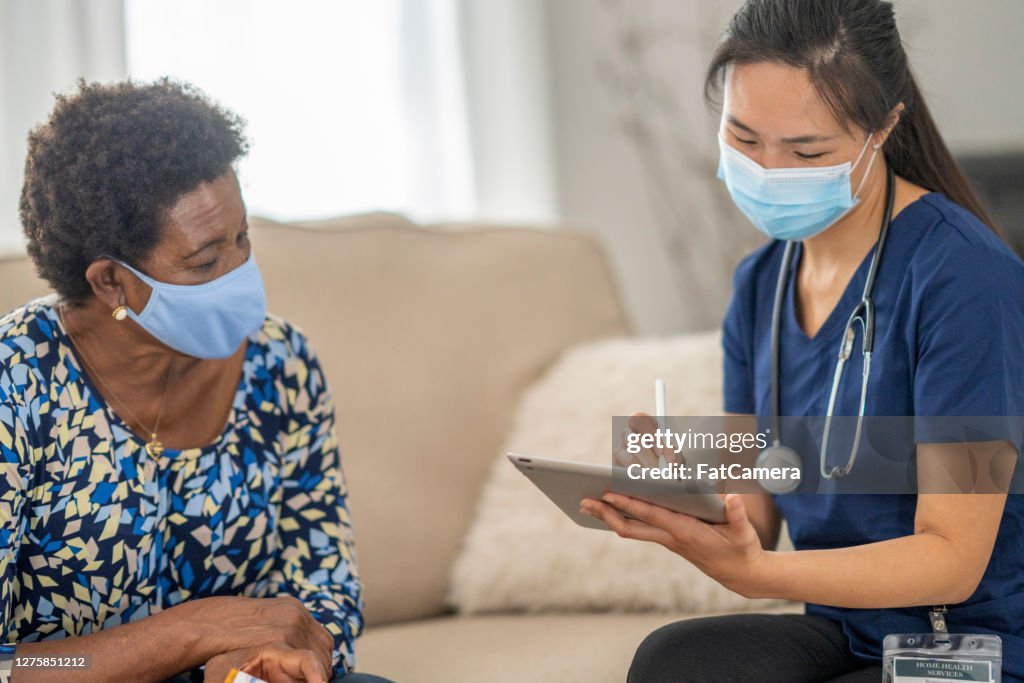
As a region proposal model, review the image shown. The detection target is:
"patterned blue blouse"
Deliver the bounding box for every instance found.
[0,298,363,674]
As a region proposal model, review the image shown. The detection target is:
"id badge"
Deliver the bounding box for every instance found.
[884,633,1002,683]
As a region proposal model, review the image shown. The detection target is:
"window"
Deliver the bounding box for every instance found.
[124,0,475,223]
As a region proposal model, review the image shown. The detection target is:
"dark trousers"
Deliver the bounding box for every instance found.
[628,613,881,683]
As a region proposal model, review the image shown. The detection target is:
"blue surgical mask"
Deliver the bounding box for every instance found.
[716,133,879,241]
[115,252,267,359]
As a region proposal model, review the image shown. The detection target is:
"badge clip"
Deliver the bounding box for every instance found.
[929,605,949,641]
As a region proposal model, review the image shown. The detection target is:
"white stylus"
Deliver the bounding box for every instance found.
[655,378,668,469]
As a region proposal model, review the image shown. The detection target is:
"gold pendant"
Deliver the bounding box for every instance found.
[145,439,165,458]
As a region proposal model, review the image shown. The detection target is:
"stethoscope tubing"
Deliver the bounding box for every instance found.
[770,166,896,481]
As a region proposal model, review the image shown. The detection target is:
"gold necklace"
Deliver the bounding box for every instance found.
[58,304,175,459]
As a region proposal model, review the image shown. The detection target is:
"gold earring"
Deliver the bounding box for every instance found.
[112,305,128,321]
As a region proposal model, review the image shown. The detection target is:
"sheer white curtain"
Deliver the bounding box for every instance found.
[0,0,125,252]
[458,0,556,224]
[124,0,477,224]
[0,0,555,250]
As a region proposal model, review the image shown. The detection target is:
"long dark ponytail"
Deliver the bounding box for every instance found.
[705,0,1000,235]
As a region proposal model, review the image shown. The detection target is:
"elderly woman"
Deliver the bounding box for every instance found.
[1,80,388,683]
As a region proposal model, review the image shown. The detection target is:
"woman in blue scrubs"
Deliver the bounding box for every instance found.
[580,1,1024,681]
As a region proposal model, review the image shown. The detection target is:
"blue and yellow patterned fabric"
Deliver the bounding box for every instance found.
[0,298,363,674]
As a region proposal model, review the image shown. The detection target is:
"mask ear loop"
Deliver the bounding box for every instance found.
[851,132,883,200]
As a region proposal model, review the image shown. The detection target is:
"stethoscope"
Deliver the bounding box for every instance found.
[756,166,896,494]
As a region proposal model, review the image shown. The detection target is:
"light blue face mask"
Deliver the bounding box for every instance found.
[716,132,879,241]
[114,252,267,359]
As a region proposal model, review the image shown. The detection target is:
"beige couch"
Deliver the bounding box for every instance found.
[0,213,796,682]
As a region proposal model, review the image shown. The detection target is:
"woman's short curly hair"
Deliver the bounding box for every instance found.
[20,78,249,302]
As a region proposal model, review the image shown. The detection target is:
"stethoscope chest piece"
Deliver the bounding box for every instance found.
[755,444,803,494]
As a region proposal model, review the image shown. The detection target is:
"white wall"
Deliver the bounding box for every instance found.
[543,0,1024,335]
[897,0,1024,154]
[458,0,558,223]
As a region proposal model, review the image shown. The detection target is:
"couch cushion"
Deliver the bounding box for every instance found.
[357,606,802,682]
[450,334,796,615]
[0,213,415,316]
[249,216,630,625]
[0,254,49,315]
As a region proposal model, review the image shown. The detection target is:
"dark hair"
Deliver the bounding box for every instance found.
[705,0,999,235]
[20,78,249,303]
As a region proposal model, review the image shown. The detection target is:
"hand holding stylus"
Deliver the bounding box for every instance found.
[612,379,681,468]
[655,378,668,469]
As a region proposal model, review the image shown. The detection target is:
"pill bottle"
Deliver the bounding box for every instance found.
[223,668,270,683]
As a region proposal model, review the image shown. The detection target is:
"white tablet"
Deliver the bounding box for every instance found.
[508,452,726,529]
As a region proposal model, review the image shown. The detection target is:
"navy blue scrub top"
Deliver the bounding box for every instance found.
[723,192,1024,679]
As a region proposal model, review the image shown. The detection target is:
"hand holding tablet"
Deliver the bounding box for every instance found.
[509,379,725,529]
[508,453,726,528]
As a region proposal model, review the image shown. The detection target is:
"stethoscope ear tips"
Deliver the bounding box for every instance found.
[755,445,803,494]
